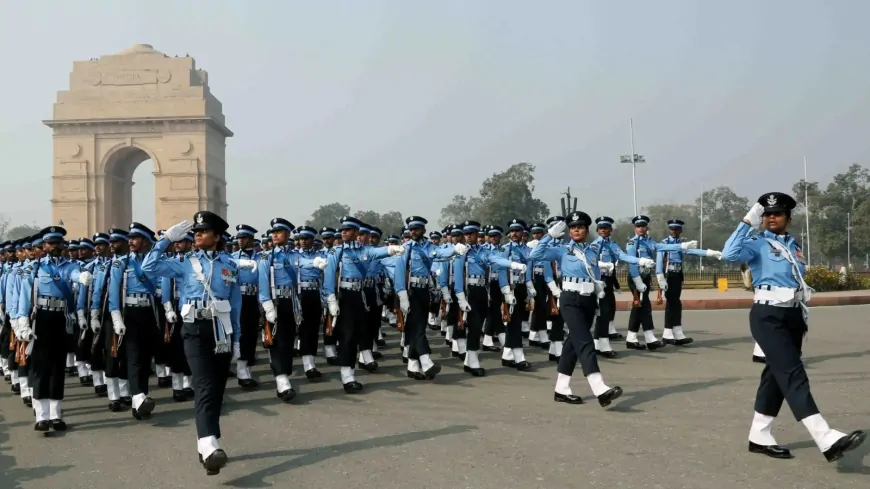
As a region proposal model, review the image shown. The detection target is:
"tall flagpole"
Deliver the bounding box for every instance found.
[804,156,811,266]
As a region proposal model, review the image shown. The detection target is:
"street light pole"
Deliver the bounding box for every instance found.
[847,211,852,270]
[619,118,646,216]
[803,156,811,266]
[699,181,704,271]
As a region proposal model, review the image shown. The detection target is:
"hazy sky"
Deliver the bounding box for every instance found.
[2,0,869,231]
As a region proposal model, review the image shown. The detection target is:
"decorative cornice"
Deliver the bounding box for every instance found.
[43,116,233,137]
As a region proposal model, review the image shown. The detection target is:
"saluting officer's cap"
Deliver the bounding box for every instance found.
[369,226,383,237]
[77,238,96,250]
[631,215,651,226]
[107,228,129,242]
[92,233,110,245]
[595,216,614,228]
[758,192,797,213]
[546,216,565,226]
[529,222,546,233]
[449,224,463,237]
[269,218,294,233]
[429,231,442,239]
[191,211,229,234]
[566,212,592,227]
[295,225,317,238]
[405,216,428,230]
[507,219,526,231]
[462,220,482,233]
[320,227,336,238]
[488,225,504,236]
[128,222,156,241]
[667,218,685,229]
[338,215,363,231]
[40,226,67,243]
[235,224,258,238]
[68,239,80,250]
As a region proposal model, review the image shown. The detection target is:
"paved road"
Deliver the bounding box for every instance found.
[2,307,869,489]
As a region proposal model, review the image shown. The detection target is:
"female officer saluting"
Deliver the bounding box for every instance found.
[723,192,864,462]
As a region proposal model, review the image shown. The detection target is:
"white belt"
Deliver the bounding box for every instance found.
[36,296,66,310]
[274,287,294,298]
[298,281,320,291]
[363,277,376,287]
[125,294,152,307]
[489,272,499,281]
[185,299,229,319]
[409,276,429,288]
[753,286,801,308]
[533,266,544,275]
[562,280,595,295]
[339,280,363,291]
[467,276,486,286]
[240,284,258,295]
[667,263,682,272]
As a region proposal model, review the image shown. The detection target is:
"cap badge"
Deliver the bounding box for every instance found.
[767,194,777,206]
[196,214,204,225]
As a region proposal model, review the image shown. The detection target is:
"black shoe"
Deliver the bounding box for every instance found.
[752,355,766,364]
[238,378,259,390]
[424,364,441,380]
[646,340,665,351]
[441,330,447,337]
[94,385,108,397]
[663,338,677,345]
[343,381,363,393]
[183,387,195,398]
[67,367,77,377]
[514,361,532,371]
[538,342,550,349]
[11,383,20,394]
[554,392,584,404]
[326,357,339,366]
[407,371,426,380]
[375,339,386,347]
[675,337,694,346]
[50,419,67,431]
[451,351,460,358]
[361,362,378,373]
[132,397,155,420]
[748,442,793,459]
[372,351,384,360]
[463,366,486,377]
[157,377,171,388]
[23,396,32,408]
[305,369,323,381]
[625,342,646,350]
[522,331,530,338]
[501,359,517,368]
[202,449,228,476]
[458,352,466,362]
[597,386,623,407]
[120,396,132,405]
[34,420,50,432]
[608,333,623,340]
[482,345,502,352]
[428,324,440,331]
[3,374,9,382]
[528,340,540,347]
[108,400,123,412]
[445,340,452,347]
[80,376,92,386]
[278,389,296,403]
[599,350,618,359]
[549,354,560,362]
[824,430,866,462]
[173,389,189,402]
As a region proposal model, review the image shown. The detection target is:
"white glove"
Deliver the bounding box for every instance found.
[632,276,647,293]
[232,342,241,361]
[434,268,442,277]
[238,259,258,271]
[680,240,699,250]
[547,281,561,298]
[657,274,668,292]
[76,310,87,329]
[312,256,328,270]
[79,271,93,287]
[456,292,472,312]
[326,294,340,316]
[90,316,101,333]
[453,243,469,255]
[500,286,516,305]
[598,261,615,273]
[0,309,5,325]
[638,257,655,269]
[398,290,410,314]
[165,220,193,242]
[548,221,567,239]
[743,203,765,228]
[18,316,30,332]
[262,300,278,323]
[387,245,405,256]
[18,326,34,342]
[441,287,452,303]
[510,262,527,272]
[525,281,536,298]
[163,302,178,323]
[706,250,723,260]
[110,310,126,336]
[526,239,539,249]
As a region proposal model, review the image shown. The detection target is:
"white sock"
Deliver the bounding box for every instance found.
[236,360,251,380]
[513,348,526,363]
[19,375,29,398]
[549,341,564,356]
[407,359,421,373]
[673,326,687,340]
[172,373,184,390]
[521,321,530,333]
[555,373,572,395]
[608,321,617,335]
[34,399,50,422]
[119,379,130,397]
[643,330,658,344]
[801,413,847,452]
[427,313,435,325]
[11,371,19,384]
[626,331,639,343]
[501,348,515,361]
[456,338,467,354]
[593,339,601,350]
[156,364,168,378]
[76,361,88,377]
[529,330,539,342]
[92,370,105,386]
[132,393,147,410]
[403,345,409,358]
[451,340,459,353]
[420,354,435,371]
[325,345,337,358]
[66,353,75,368]
[340,366,355,384]
[753,342,765,358]
[361,349,374,364]
[302,355,315,372]
[183,376,192,390]
[464,350,481,369]
[598,337,613,352]
[546,320,552,331]
[446,326,454,341]
[586,372,610,396]
[483,335,494,347]
[399,332,405,348]
[497,333,506,345]
[275,374,291,393]
[49,400,62,419]
[748,412,778,445]
[662,328,674,340]
[197,435,220,459]
[107,378,120,401]
[539,330,549,343]
[440,320,447,331]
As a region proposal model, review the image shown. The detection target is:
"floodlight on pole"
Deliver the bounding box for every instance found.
[619,118,646,216]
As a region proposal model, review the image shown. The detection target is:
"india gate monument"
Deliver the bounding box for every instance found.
[44,44,233,238]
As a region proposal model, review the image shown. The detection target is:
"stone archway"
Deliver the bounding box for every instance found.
[45,44,233,237]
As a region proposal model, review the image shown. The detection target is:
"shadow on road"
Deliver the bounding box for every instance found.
[222,424,477,488]
[0,414,74,489]
[785,427,870,475]
[608,377,742,414]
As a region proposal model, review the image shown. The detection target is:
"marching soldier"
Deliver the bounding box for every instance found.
[17,226,93,431]
[7,239,32,407]
[590,216,637,357]
[73,238,97,387]
[722,192,865,462]
[656,219,723,346]
[482,225,505,352]
[161,231,197,401]
[541,216,567,362]
[83,233,112,397]
[231,224,261,390]
[107,222,160,420]
[364,226,386,360]
[1,242,14,389]
[497,219,535,371]
[624,216,697,350]
[527,222,552,349]
[292,225,328,380]
[320,227,339,365]
[355,223,380,371]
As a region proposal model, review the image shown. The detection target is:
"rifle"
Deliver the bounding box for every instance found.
[656,251,668,305]
[631,288,641,308]
[263,250,278,347]
[110,333,119,358]
[325,247,345,337]
[16,338,26,367]
[548,261,560,314]
[395,242,412,333]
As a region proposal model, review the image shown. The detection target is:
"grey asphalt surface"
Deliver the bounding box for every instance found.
[2,306,869,489]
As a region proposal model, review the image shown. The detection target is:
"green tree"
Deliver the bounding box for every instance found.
[353,209,406,237]
[305,202,351,231]
[6,224,41,240]
[439,162,549,227]
[694,186,750,249]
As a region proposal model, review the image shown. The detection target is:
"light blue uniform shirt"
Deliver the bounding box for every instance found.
[7,261,26,319]
[452,244,513,293]
[625,235,684,278]
[497,241,534,288]
[18,256,84,316]
[392,240,459,293]
[107,252,161,313]
[530,234,645,281]
[722,222,804,289]
[655,236,710,272]
[257,246,299,303]
[322,242,392,296]
[232,249,260,286]
[89,257,114,316]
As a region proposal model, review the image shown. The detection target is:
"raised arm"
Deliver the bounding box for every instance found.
[722,222,760,263]
[528,235,562,262]
[141,239,185,279]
